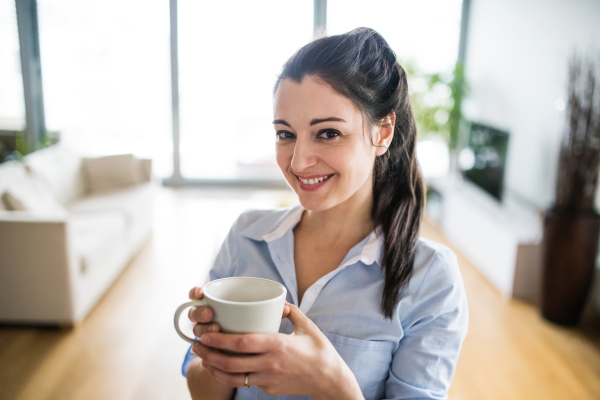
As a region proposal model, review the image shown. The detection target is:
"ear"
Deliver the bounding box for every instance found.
[373,112,395,156]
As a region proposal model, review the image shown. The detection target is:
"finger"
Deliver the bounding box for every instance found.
[188,306,213,323]
[192,323,220,338]
[200,332,282,354]
[192,342,205,357]
[188,286,204,300]
[285,303,310,329]
[202,363,247,388]
[196,343,269,373]
[203,363,272,390]
[192,342,227,358]
[282,305,290,319]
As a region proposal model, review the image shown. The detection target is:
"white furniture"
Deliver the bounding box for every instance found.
[0,144,154,325]
[427,175,543,300]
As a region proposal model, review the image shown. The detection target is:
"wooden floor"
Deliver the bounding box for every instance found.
[1,187,599,400]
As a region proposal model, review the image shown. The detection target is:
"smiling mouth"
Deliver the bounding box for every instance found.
[295,174,334,185]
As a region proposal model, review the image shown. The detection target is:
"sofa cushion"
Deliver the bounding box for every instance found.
[0,161,28,211]
[23,144,87,205]
[83,154,146,193]
[2,177,68,216]
[66,183,153,233]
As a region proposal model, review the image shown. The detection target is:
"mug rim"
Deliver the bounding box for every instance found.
[203,277,287,305]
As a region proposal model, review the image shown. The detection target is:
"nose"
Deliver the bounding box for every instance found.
[290,136,318,173]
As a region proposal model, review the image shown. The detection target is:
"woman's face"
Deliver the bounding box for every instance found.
[273,76,389,212]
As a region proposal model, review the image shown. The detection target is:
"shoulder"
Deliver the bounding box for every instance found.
[413,237,462,288]
[210,207,299,280]
[398,237,467,322]
[231,206,300,240]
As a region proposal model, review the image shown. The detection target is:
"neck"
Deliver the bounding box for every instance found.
[297,177,375,246]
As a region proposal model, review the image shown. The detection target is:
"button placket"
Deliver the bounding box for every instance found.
[267,238,299,306]
[300,280,327,312]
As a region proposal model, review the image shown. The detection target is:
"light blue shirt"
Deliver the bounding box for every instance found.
[182,206,468,400]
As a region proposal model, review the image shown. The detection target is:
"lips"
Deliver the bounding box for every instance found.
[293,173,335,192]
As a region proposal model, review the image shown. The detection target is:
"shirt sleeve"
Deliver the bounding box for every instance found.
[181,345,196,378]
[384,250,469,399]
[181,216,242,377]
[208,214,241,281]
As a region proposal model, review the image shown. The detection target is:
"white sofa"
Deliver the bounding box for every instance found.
[0,144,154,325]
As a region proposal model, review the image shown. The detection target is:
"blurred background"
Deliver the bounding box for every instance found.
[1,0,600,399]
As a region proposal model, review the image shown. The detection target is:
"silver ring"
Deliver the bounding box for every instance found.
[244,373,249,389]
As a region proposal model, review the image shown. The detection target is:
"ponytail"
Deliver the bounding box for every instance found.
[373,62,425,318]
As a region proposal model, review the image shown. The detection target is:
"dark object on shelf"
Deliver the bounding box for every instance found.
[541,54,600,326]
[460,122,509,201]
[541,210,600,325]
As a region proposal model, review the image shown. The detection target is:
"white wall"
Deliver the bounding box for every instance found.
[463,0,600,209]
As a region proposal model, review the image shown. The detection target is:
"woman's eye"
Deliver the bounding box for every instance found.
[276,131,295,140]
[318,130,340,139]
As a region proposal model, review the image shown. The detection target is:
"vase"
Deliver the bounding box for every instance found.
[540,209,600,325]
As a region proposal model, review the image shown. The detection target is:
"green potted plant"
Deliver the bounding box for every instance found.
[408,61,468,173]
[541,54,600,325]
[14,129,59,158]
[447,62,467,171]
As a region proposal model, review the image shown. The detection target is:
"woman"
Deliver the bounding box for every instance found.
[182,28,468,400]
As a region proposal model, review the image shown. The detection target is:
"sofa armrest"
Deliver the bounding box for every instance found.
[0,216,75,323]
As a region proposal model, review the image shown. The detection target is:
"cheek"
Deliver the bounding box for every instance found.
[332,145,374,183]
[275,145,293,172]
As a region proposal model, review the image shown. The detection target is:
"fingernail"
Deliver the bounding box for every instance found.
[202,309,210,319]
[208,324,217,332]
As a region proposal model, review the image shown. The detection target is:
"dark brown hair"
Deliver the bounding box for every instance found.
[275,27,425,319]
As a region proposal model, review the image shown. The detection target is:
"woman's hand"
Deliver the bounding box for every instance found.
[191,302,364,400]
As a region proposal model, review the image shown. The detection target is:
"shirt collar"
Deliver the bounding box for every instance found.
[262,206,304,243]
[240,205,384,266]
[239,205,304,242]
[360,225,384,266]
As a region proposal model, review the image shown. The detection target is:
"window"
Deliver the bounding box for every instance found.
[37,0,172,176]
[178,0,313,180]
[328,0,463,74]
[0,0,25,131]
[14,0,464,181]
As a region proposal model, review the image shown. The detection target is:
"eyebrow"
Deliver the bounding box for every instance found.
[272,119,291,127]
[272,117,346,127]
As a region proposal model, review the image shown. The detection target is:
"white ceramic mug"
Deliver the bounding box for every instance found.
[174,277,288,344]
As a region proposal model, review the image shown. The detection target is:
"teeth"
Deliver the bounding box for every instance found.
[300,174,332,185]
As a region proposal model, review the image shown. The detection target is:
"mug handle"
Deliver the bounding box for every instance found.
[174,299,208,344]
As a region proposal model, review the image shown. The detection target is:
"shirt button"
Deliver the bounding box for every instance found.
[312,286,319,292]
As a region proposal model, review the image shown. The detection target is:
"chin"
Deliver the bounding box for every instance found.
[297,198,330,212]
[295,190,341,212]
